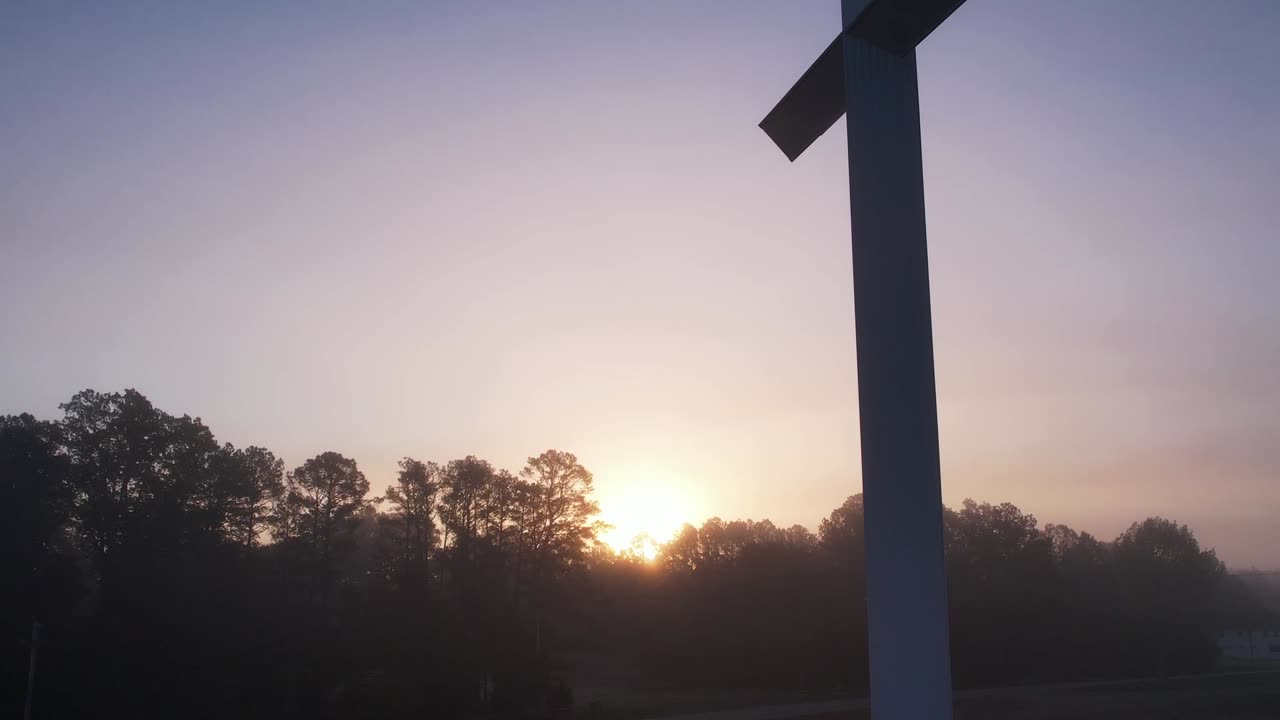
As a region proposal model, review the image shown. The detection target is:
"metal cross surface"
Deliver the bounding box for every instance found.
[759,1,968,718]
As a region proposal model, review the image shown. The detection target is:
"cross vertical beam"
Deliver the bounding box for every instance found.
[843,35,952,720]
[760,2,967,716]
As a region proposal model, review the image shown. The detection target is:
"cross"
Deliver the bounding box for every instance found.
[760,1,967,718]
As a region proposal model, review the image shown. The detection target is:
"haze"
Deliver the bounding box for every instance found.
[3,1,1277,566]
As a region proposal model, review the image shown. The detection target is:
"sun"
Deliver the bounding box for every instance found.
[598,483,691,560]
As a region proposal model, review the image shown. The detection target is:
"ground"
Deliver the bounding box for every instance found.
[582,670,1280,720]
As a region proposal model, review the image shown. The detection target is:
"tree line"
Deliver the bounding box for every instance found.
[588,496,1271,694]
[2,389,1274,718]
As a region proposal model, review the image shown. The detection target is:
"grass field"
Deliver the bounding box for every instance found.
[809,672,1280,720]
[591,670,1280,720]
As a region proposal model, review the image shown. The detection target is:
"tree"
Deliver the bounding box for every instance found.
[1113,517,1225,675]
[59,389,172,562]
[43,391,296,716]
[383,457,440,587]
[662,523,701,574]
[281,452,370,608]
[56,389,248,610]
[782,524,818,550]
[0,414,78,628]
[217,445,284,548]
[1041,522,1114,677]
[818,493,866,571]
[161,413,231,550]
[483,469,525,558]
[944,499,1057,684]
[439,455,497,568]
[521,450,602,579]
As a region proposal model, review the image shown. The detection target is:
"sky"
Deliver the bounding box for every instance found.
[2,1,1278,567]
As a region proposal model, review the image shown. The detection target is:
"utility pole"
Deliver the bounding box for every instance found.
[25,619,41,720]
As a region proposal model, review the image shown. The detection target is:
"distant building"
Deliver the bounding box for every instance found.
[1218,630,1280,664]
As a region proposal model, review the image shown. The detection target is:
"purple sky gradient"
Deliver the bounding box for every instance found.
[3,1,1278,565]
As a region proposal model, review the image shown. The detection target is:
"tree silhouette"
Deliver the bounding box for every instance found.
[59,389,174,562]
[217,445,285,548]
[819,493,866,567]
[521,450,603,580]
[1,413,80,712]
[3,388,1271,719]
[382,457,440,589]
[280,451,370,609]
[1,413,75,620]
[1113,517,1226,676]
[438,455,496,569]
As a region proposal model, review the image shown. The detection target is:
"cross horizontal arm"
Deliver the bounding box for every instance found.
[847,0,969,56]
[758,35,845,162]
[759,0,968,161]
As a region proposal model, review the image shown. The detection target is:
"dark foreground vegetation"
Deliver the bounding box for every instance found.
[3,390,1275,718]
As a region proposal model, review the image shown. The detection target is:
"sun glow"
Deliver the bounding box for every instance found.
[598,481,692,561]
